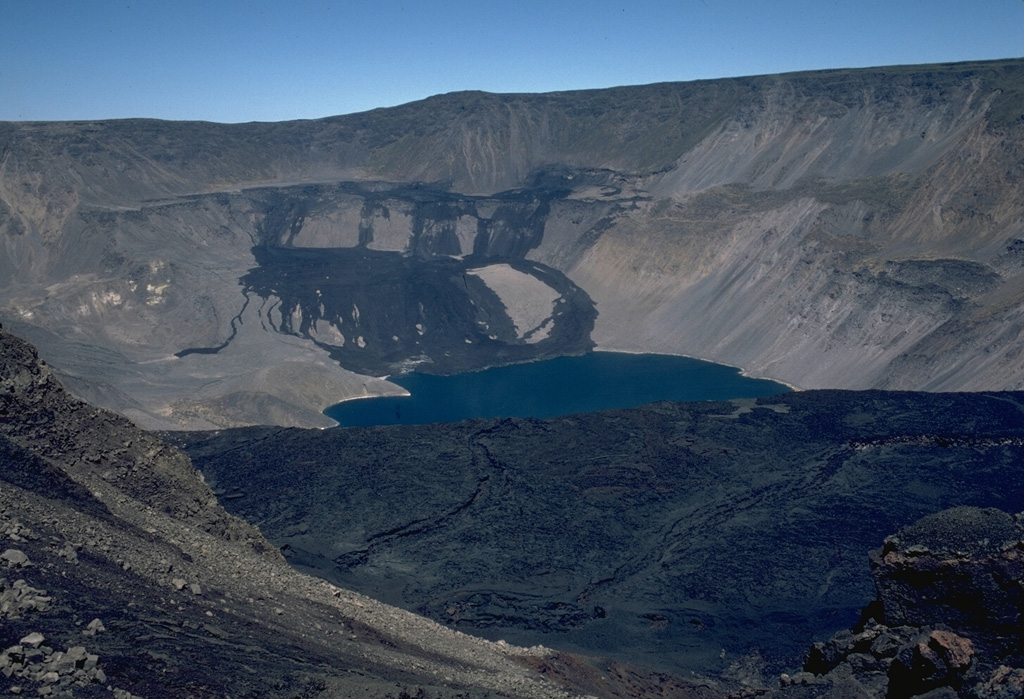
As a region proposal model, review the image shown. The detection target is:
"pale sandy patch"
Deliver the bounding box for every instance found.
[467,264,560,343]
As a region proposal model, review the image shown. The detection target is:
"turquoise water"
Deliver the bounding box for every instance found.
[324,352,790,427]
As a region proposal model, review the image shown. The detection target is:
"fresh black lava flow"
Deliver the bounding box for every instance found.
[324,351,791,427]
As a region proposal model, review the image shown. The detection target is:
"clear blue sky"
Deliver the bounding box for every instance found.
[2,0,1022,123]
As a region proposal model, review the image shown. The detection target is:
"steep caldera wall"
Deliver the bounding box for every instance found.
[1,59,1023,427]
[551,64,1024,391]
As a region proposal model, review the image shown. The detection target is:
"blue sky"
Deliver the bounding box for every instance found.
[2,0,1022,123]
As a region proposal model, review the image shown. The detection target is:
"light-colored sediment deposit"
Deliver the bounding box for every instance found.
[467,263,562,342]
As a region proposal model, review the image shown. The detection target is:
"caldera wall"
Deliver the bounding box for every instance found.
[2,59,1024,426]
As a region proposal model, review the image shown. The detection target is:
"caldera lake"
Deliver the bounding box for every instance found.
[324,351,791,427]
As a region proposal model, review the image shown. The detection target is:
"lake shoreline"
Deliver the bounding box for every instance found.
[592,346,803,392]
[323,350,793,428]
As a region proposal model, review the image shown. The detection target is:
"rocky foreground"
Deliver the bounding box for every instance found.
[7,320,1024,697]
[3,323,740,698]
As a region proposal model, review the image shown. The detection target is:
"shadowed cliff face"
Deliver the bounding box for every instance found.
[2,59,1024,427]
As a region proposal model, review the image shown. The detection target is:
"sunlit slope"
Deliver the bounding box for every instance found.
[1,59,1022,426]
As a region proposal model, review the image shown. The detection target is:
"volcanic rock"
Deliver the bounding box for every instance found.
[870,507,1024,657]
[175,390,1024,677]
[0,549,29,568]
[781,507,1024,698]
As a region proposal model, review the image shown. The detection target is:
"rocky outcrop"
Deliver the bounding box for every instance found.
[871,507,1024,655]
[784,507,1024,698]
[3,59,1024,427]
